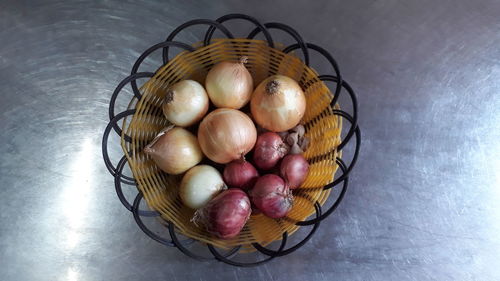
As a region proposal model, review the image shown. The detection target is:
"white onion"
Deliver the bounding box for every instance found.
[162,80,209,127]
[205,57,253,109]
[250,75,306,132]
[180,165,226,209]
[144,127,203,175]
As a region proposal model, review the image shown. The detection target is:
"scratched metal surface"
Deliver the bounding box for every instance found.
[1,0,500,280]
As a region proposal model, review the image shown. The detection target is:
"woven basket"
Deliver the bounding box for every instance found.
[122,38,342,249]
[103,14,360,266]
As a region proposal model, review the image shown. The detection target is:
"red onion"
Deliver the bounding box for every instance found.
[252,132,289,170]
[194,189,251,239]
[250,174,293,219]
[280,154,309,189]
[223,160,259,191]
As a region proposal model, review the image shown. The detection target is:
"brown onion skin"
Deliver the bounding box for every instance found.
[253,132,289,170]
[223,160,259,191]
[250,75,306,132]
[205,59,254,109]
[144,127,203,175]
[280,154,309,189]
[198,108,257,164]
[197,189,251,239]
[162,80,209,127]
[250,174,293,219]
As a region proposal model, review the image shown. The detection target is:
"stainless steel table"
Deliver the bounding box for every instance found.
[1,1,499,280]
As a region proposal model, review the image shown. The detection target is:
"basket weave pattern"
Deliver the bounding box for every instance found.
[122,39,342,248]
[103,14,360,266]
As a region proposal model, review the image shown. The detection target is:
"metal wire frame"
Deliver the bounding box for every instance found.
[102,13,360,267]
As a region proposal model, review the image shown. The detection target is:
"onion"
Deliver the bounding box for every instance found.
[205,56,253,109]
[223,160,259,191]
[253,132,289,170]
[180,165,226,209]
[144,127,203,175]
[198,108,257,164]
[280,154,309,189]
[250,174,293,219]
[162,80,209,127]
[250,75,306,132]
[194,189,251,239]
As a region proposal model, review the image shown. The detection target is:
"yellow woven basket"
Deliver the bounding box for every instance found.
[121,38,342,249]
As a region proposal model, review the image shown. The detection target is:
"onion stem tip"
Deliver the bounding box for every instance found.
[165,90,174,103]
[239,56,249,64]
[265,80,279,95]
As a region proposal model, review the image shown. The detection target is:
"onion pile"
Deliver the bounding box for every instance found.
[144,62,313,239]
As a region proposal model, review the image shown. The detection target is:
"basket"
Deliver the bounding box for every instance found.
[102,14,360,267]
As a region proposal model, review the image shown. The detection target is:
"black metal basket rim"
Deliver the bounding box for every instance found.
[102,13,361,267]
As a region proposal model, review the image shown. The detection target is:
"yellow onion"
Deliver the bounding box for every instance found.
[205,57,253,109]
[144,127,203,175]
[162,80,209,127]
[250,75,306,132]
[198,108,257,164]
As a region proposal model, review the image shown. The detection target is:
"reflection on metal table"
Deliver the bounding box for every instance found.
[0,0,499,280]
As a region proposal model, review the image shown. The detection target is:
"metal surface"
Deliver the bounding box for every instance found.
[0,0,499,280]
